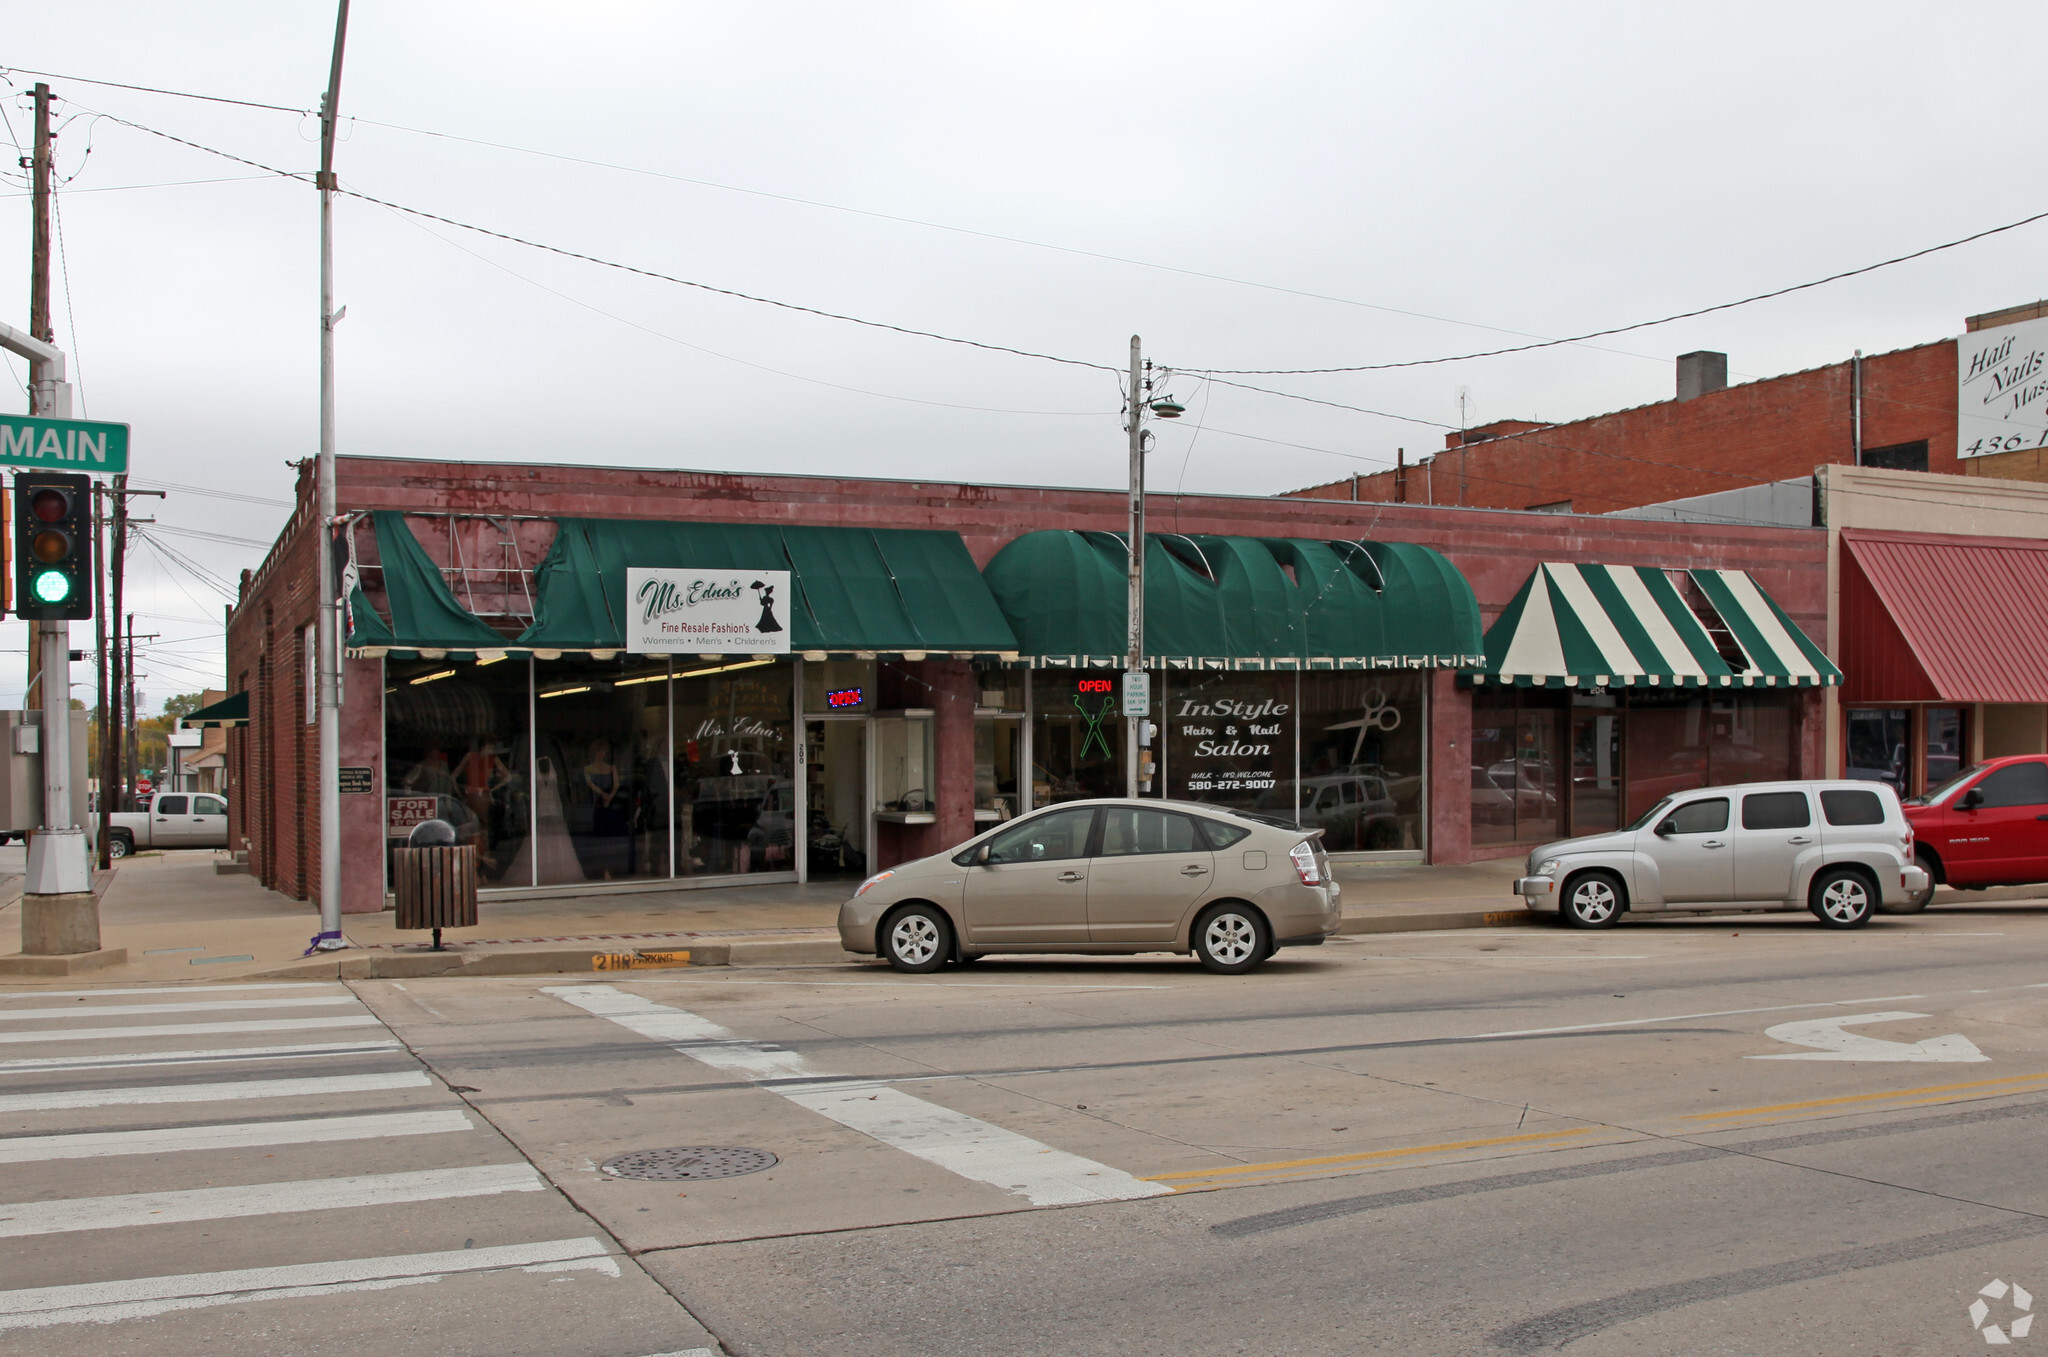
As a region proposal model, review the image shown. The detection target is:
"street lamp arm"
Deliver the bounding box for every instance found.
[0,322,65,382]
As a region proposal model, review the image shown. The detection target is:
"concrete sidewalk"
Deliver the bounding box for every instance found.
[0,851,1537,986]
[6,849,2040,988]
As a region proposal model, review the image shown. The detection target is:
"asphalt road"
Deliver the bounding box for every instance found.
[9,906,2048,1355]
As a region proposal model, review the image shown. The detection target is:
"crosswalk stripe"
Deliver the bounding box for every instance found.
[546,983,1172,1208]
[0,1016,382,1045]
[0,1237,617,1331]
[0,984,338,999]
[0,997,359,1022]
[0,1109,473,1163]
[0,1039,405,1074]
[0,1070,432,1113]
[0,1162,547,1238]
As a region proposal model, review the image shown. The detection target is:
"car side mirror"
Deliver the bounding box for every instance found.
[1654,820,1676,837]
[1960,788,1984,811]
[975,842,991,865]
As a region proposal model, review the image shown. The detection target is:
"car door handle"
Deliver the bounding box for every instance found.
[1787,836,1813,845]
[1057,871,1083,883]
[2036,814,2048,822]
[1181,865,1209,876]
[1701,840,1725,849]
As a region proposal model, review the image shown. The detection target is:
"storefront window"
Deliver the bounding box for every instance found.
[802,659,874,714]
[1570,693,1624,836]
[674,657,795,876]
[531,657,671,886]
[386,656,531,886]
[874,714,936,817]
[1163,672,1292,813]
[975,716,1022,823]
[1470,688,1565,844]
[1624,693,1710,822]
[1926,707,1966,789]
[973,664,1026,714]
[1845,708,1908,796]
[1288,673,1427,852]
[1031,670,1127,803]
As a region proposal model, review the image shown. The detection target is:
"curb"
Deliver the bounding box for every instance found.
[1338,908,1546,934]
[247,935,863,981]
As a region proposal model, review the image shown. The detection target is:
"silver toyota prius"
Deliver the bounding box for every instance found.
[837,798,1342,973]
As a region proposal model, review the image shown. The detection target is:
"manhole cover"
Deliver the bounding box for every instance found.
[599,1146,778,1181]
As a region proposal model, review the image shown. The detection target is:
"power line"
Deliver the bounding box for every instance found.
[131,478,292,508]
[1195,208,2048,375]
[0,66,306,114]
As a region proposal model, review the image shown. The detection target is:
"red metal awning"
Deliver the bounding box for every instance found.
[1840,529,2048,704]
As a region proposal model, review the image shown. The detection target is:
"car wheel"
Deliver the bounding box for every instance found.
[1193,904,1270,975]
[1810,868,1874,928]
[882,905,951,973]
[1876,851,1937,915]
[1561,871,1624,929]
[107,835,132,860]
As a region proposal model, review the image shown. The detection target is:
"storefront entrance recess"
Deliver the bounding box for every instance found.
[805,718,870,879]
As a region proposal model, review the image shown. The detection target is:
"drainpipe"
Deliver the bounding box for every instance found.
[1851,350,1863,466]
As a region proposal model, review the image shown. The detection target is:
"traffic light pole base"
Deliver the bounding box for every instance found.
[26,825,92,896]
[18,890,102,955]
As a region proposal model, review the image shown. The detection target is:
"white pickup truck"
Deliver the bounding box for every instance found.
[107,792,230,858]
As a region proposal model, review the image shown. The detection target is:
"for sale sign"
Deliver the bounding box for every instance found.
[625,568,791,655]
[386,795,438,834]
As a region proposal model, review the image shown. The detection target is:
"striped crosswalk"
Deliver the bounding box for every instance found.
[0,979,715,1354]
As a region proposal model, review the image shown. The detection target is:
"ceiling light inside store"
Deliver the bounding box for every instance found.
[676,657,774,680]
[410,669,457,686]
[540,685,592,699]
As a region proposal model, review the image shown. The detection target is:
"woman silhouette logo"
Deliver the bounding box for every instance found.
[749,580,783,634]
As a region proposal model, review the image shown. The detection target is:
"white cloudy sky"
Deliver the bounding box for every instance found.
[0,1,2042,711]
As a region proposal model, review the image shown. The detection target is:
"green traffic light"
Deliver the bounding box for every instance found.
[31,569,71,604]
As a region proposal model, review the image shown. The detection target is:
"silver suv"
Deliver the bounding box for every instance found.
[1514,780,1929,929]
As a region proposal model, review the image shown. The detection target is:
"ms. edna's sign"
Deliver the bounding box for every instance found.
[626,567,790,654]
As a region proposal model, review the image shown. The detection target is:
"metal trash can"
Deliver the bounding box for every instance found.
[392,837,479,950]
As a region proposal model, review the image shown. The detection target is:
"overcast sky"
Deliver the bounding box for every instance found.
[0,1,2042,714]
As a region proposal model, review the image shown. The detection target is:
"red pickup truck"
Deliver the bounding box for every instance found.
[1892,755,2048,912]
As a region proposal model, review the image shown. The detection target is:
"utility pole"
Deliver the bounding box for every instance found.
[124,616,139,797]
[1124,336,1145,800]
[312,1,351,949]
[26,82,51,702]
[93,482,106,865]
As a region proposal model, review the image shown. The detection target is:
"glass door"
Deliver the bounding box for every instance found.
[804,719,870,880]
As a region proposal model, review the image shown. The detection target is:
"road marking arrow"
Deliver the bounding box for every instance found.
[1749,1010,1987,1063]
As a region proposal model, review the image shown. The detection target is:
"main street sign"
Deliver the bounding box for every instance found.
[0,415,128,473]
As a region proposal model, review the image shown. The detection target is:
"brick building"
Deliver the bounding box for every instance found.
[223,456,1838,915]
[1288,302,2048,515]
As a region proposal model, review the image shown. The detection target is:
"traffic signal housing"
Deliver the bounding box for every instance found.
[14,472,92,621]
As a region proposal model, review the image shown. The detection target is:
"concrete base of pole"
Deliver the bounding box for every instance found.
[0,944,127,976]
[25,827,93,895]
[19,891,103,954]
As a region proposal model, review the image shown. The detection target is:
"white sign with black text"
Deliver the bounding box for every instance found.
[625,568,792,654]
[1958,317,2048,460]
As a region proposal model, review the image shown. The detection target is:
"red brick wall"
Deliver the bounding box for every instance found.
[1286,341,1960,513]
[229,457,1835,896]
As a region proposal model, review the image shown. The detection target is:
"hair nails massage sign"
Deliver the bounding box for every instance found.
[626,568,792,654]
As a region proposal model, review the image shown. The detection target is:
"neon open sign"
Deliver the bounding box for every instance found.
[825,688,864,709]
[1075,678,1114,694]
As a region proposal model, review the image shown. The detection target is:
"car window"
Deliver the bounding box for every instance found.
[155,795,189,816]
[1820,789,1886,826]
[985,808,1095,865]
[1194,818,1252,850]
[1741,791,1811,830]
[1973,762,2048,809]
[1341,781,1361,805]
[194,796,227,816]
[1665,798,1728,834]
[1099,808,1203,857]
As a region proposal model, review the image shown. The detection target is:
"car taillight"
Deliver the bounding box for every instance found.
[1289,840,1322,886]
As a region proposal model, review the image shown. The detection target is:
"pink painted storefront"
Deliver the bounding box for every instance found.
[225,456,1833,914]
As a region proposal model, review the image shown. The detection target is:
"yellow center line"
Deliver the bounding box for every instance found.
[1681,1070,2048,1123]
[1142,1127,1596,1184]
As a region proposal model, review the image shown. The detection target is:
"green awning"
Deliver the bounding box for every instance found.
[516,519,1019,655]
[346,511,509,656]
[982,531,1484,668]
[1471,562,1838,689]
[183,691,248,728]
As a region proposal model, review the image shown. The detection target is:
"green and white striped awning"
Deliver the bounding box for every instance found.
[1471,563,1840,689]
